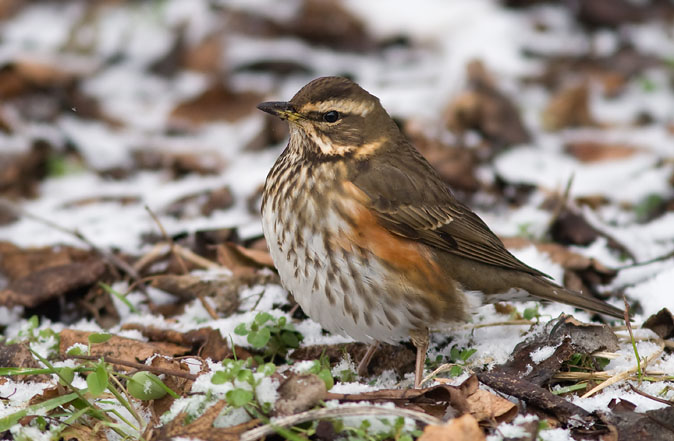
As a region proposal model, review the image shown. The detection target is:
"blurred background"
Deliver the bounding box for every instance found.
[0,0,673,319]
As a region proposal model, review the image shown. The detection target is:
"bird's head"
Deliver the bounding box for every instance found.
[257,76,398,159]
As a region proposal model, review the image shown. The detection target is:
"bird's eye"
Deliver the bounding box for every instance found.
[322,111,340,123]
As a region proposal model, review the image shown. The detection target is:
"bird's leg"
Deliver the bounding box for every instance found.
[410,328,430,389]
[357,342,379,377]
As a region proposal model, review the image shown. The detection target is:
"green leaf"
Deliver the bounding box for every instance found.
[86,364,108,397]
[234,323,248,336]
[236,369,255,385]
[88,333,112,344]
[226,388,253,407]
[66,346,83,356]
[523,306,539,320]
[260,363,276,376]
[460,348,477,362]
[127,371,168,400]
[211,371,228,385]
[28,315,39,330]
[280,331,300,348]
[254,312,273,325]
[449,365,463,377]
[248,327,271,348]
[99,282,139,314]
[0,392,79,432]
[316,368,334,390]
[58,367,75,386]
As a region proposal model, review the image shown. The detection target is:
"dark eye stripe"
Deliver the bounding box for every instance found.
[306,111,351,121]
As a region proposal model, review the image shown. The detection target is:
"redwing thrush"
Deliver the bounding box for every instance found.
[258,76,623,388]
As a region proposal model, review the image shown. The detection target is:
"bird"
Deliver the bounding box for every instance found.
[257,76,623,388]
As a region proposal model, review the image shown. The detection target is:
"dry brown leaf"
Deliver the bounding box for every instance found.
[59,424,109,441]
[419,414,485,441]
[466,389,517,423]
[228,242,274,268]
[59,329,190,364]
[169,82,262,128]
[446,59,530,147]
[542,83,595,131]
[152,400,259,441]
[643,308,674,340]
[0,343,52,383]
[0,259,106,308]
[565,141,642,163]
[0,242,96,281]
[133,149,226,177]
[215,243,259,276]
[149,356,201,418]
[0,141,50,199]
[182,33,224,73]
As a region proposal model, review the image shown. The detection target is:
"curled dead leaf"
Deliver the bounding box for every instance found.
[418,414,485,441]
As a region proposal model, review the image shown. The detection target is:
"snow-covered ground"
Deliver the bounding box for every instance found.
[0,1,672,440]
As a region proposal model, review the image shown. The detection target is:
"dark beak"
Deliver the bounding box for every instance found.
[256,101,300,121]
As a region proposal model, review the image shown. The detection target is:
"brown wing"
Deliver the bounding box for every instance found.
[350,145,548,278]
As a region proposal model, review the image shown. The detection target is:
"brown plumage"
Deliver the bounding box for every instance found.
[258,76,623,388]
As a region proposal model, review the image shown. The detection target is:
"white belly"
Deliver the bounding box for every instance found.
[261,194,419,344]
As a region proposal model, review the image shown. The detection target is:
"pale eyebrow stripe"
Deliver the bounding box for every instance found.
[300,99,375,116]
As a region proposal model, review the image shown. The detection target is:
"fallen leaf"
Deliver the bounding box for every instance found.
[446,59,530,147]
[643,308,674,340]
[605,402,674,441]
[0,259,106,308]
[149,355,201,418]
[59,329,191,364]
[152,400,259,441]
[419,414,485,441]
[0,242,96,281]
[565,141,642,163]
[169,82,262,128]
[0,140,50,198]
[59,424,109,441]
[542,83,595,131]
[133,149,226,177]
[0,343,51,383]
[465,388,517,423]
[182,32,225,73]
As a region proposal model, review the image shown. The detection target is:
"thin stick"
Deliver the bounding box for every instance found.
[145,205,189,275]
[628,383,674,406]
[240,405,443,441]
[623,296,641,379]
[67,354,197,381]
[614,248,674,270]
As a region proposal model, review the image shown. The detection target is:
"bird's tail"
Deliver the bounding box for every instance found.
[526,276,624,319]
